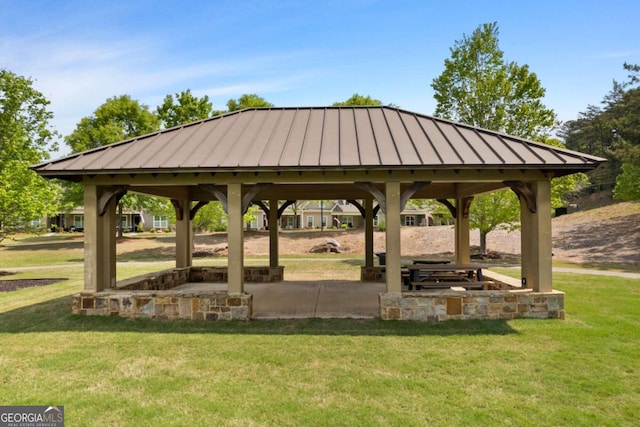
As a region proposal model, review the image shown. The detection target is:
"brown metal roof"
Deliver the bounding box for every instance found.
[33,106,605,177]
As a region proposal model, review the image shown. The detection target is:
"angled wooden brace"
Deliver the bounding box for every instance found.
[253,200,270,216]
[504,181,537,213]
[437,199,457,218]
[199,184,228,212]
[346,199,381,218]
[170,199,186,221]
[98,187,128,216]
[277,200,297,218]
[355,182,386,212]
[242,183,272,214]
[436,197,474,218]
[190,201,210,220]
[400,182,430,210]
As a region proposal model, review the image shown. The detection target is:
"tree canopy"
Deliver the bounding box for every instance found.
[431,23,561,254]
[0,69,59,241]
[332,94,383,106]
[561,63,640,200]
[432,22,557,140]
[65,95,160,153]
[62,95,164,235]
[156,89,214,129]
[226,94,273,111]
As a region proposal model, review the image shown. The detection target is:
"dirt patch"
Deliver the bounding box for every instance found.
[0,278,65,293]
[192,201,639,267]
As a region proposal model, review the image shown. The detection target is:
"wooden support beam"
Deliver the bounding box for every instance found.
[199,184,227,212]
[97,187,127,216]
[190,201,209,220]
[505,181,537,213]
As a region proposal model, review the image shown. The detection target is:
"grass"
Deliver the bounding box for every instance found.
[1,236,639,425]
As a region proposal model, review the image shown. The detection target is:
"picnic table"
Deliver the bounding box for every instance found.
[405,263,489,290]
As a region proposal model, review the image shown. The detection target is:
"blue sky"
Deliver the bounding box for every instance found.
[1,0,638,155]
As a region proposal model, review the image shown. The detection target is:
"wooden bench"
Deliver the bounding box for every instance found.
[408,281,492,291]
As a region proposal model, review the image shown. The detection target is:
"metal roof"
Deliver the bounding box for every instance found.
[33,106,605,177]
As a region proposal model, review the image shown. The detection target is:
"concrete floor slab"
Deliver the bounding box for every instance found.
[173,281,384,319]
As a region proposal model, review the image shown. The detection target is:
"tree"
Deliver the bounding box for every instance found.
[432,22,557,140]
[156,89,214,129]
[0,69,59,242]
[561,63,640,198]
[332,94,383,106]
[432,22,560,254]
[63,95,164,237]
[66,95,159,153]
[226,94,273,111]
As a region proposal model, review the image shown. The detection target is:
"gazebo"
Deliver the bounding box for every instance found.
[33,106,605,321]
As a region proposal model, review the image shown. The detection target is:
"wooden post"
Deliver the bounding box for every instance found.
[175,199,193,269]
[521,180,552,292]
[385,182,402,293]
[455,197,471,264]
[227,183,244,293]
[269,199,279,268]
[83,185,116,291]
[365,198,374,268]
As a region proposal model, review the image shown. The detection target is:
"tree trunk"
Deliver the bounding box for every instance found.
[480,231,488,255]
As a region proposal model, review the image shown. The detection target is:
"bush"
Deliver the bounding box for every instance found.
[150,228,156,233]
[377,219,386,231]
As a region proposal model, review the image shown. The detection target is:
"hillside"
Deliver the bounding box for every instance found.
[195,201,640,267]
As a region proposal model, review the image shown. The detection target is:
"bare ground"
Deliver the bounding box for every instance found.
[195,201,640,267]
[2,201,638,292]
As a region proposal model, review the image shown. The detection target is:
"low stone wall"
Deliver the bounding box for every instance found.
[190,266,284,283]
[379,290,564,321]
[361,266,386,281]
[73,291,252,320]
[72,265,281,321]
[117,266,284,291]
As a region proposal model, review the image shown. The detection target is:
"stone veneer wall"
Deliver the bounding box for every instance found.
[360,266,386,282]
[71,265,282,321]
[379,290,564,321]
[73,291,251,320]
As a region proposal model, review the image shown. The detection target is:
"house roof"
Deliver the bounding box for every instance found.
[33,106,605,179]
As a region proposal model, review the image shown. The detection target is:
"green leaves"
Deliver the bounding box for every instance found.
[332,94,383,106]
[226,94,273,111]
[156,89,213,129]
[0,70,60,241]
[64,95,159,153]
[431,22,557,140]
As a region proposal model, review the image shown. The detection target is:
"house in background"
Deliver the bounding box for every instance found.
[46,200,435,233]
[273,200,433,230]
[47,208,168,232]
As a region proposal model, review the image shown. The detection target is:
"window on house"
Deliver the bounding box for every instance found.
[343,216,353,227]
[286,216,295,228]
[153,215,168,229]
[322,215,327,227]
[30,218,41,227]
[307,215,314,228]
[404,215,415,226]
[373,215,379,227]
[73,215,84,229]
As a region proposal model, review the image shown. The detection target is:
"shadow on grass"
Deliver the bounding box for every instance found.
[0,295,519,336]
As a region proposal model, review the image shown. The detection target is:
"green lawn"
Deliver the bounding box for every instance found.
[1,238,639,425]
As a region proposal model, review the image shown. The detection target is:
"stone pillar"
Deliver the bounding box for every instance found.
[83,185,116,291]
[520,180,552,292]
[269,199,279,268]
[227,183,244,293]
[175,199,192,269]
[455,197,471,264]
[385,182,402,293]
[365,198,374,268]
